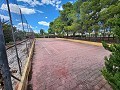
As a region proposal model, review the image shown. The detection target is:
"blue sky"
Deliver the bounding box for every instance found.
[0,0,76,33]
[19,0,76,33]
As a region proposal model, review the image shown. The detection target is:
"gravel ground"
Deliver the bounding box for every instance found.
[30,38,112,90]
[6,40,32,89]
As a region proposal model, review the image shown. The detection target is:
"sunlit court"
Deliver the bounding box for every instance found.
[0,0,120,90]
[29,38,111,90]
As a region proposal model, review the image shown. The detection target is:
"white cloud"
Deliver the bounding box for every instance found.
[41,0,51,5]
[41,0,62,10]
[35,10,44,13]
[69,1,74,3]
[0,3,36,14]
[56,1,61,4]
[15,22,34,31]
[38,21,49,26]
[45,17,48,18]
[18,22,27,27]
[15,22,27,30]
[17,0,62,10]
[17,0,43,7]
[56,5,63,10]
[0,14,9,21]
[1,3,20,14]
[19,5,36,14]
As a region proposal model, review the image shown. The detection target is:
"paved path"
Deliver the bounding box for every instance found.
[29,38,112,90]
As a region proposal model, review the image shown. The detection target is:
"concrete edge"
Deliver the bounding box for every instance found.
[57,38,111,47]
[17,39,35,90]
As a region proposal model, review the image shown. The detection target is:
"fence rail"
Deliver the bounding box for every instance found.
[0,0,34,89]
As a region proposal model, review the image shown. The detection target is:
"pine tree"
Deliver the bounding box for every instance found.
[102,1,120,90]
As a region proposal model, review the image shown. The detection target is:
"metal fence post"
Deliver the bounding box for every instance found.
[26,22,31,48]
[29,25,32,46]
[20,9,29,56]
[0,18,13,90]
[5,0,22,76]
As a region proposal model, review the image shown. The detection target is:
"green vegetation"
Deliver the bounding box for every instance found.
[101,1,120,89]
[34,33,40,38]
[40,29,44,35]
[48,0,120,89]
[2,23,13,43]
[34,29,50,38]
[48,0,119,41]
[2,23,26,43]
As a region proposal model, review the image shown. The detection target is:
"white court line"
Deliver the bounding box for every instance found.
[41,43,51,55]
[44,42,59,53]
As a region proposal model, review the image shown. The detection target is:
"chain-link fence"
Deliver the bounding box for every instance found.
[0,0,34,89]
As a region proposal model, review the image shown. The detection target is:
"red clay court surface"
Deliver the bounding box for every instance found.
[29,38,112,90]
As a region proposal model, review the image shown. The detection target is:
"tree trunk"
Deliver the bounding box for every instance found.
[95,32,97,42]
[73,32,76,39]
[54,33,55,38]
[108,34,110,41]
[102,29,105,41]
[89,32,90,41]
[67,31,68,38]
[81,33,83,39]
[113,34,115,40]
[85,35,86,40]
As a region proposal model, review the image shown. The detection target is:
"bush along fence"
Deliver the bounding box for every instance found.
[0,0,34,89]
[102,20,120,90]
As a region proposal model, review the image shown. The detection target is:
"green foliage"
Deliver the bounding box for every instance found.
[48,28,54,34]
[3,29,13,43]
[2,24,13,43]
[2,23,27,43]
[34,33,40,38]
[14,30,25,41]
[101,1,120,90]
[48,0,120,41]
[102,68,120,90]
[102,36,120,90]
[40,29,44,35]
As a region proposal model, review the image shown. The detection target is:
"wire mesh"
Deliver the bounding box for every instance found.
[0,0,34,89]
